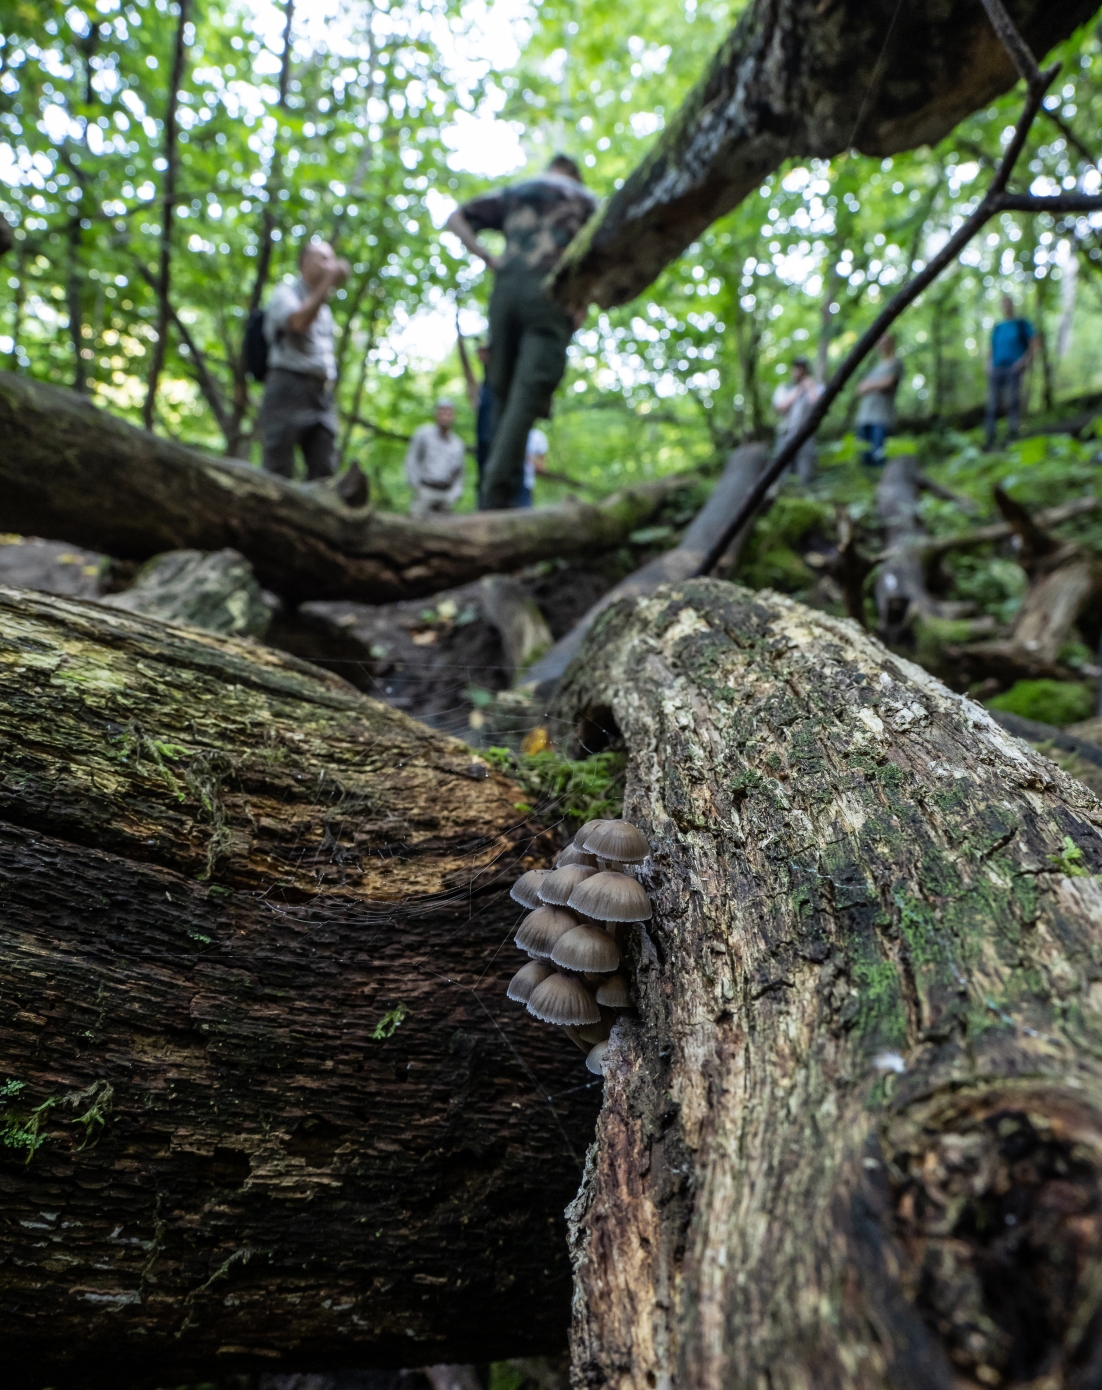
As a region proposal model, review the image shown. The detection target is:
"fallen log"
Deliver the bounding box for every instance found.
[520,443,768,698]
[0,372,691,606]
[957,488,1102,683]
[551,578,1102,1390]
[548,0,1095,310]
[0,588,598,1388]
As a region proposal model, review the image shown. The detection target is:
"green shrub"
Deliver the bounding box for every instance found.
[986,679,1095,727]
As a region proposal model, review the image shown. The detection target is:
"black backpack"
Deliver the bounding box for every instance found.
[244,308,269,381]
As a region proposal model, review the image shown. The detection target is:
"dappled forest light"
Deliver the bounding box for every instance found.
[4,0,1102,509]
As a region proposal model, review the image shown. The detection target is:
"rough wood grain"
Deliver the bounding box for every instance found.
[553,579,1102,1390]
[548,0,1098,310]
[0,589,598,1388]
[0,371,690,605]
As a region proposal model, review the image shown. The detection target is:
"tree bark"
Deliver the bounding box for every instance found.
[0,588,598,1388]
[0,371,690,605]
[551,578,1102,1390]
[548,0,1097,311]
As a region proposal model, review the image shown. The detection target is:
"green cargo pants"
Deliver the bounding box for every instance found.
[480,263,574,510]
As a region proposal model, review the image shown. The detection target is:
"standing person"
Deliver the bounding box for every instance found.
[444,154,597,510]
[261,239,349,479]
[514,426,549,508]
[854,334,902,468]
[985,294,1036,449]
[457,331,495,490]
[771,356,822,484]
[404,399,466,519]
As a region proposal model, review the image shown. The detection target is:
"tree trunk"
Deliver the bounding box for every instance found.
[0,371,689,605]
[0,588,598,1387]
[551,578,1102,1390]
[548,0,1096,311]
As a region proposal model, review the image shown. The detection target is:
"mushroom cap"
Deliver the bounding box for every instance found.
[576,1010,614,1044]
[510,869,551,910]
[568,869,652,922]
[572,818,608,849]
[550,924,620,974]
[527,973,600,1026]
[506,960,553,1003]
[561,1025,590,1054]
[586,1041,610,1076]
[537,864,598,907]
[515,906,578,959]
[595,973,631,1008]
[581,819,650,864]
[555,844,598,869]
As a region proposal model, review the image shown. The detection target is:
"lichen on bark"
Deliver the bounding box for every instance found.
[554,579,1102,1390]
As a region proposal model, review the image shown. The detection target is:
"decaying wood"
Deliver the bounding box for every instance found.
[99,547,272,638]
[959,488,1102,682]
[548,0,1096,311]
[521,444,768,698]
[0,371,690,606]
[0,588,598,1388]
[874,456,974,642]
[552,578,1102,1390]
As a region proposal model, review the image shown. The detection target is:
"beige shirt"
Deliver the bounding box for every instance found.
[265,278,336,381]
[405,424,466,500]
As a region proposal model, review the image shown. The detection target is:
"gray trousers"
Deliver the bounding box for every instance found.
[480,264,574,510]
[261,368,338,479]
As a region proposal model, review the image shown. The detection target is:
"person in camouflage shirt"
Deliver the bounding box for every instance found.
[446,155,597,509]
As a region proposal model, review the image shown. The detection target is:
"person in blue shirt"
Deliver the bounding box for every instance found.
[985,295,1036,449]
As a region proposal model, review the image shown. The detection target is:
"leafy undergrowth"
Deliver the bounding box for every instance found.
[730,422,1102,721]
[484,746,626,827]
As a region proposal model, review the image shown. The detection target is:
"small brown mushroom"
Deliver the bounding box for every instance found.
[506,960,554,1003]
[586,1041,609,1076]
[550,924,620,974]
[595,974,631,1008]
[555,844,598,869]
[537,864,598,907]
[515,906,577,959]
[561,1025,590,1053]
[527,973,600,1026]
[572,818,607,849]
[510,869,551,910]
[581,819,650,864]
[568,869,652,923]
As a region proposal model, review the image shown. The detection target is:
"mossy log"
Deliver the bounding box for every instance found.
[548,0,1097,311]
[0,371,688,605]
[0,588,598,1388]
[552,579,1102,1389]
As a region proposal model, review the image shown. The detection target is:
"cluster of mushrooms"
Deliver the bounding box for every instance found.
[505,818,652,1077]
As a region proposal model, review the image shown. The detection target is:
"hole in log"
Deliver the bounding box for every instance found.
[891,1110,1102,1386]
[286,1115,347,1162]
[575,704,621,757]
[194,1145,251,1187]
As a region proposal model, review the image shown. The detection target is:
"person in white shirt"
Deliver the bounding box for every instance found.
[515,426,548,507]
[405,400,467,519]
[261,239,349,479]
[771,356,823,484]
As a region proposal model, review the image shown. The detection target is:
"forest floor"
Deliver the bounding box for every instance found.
[1,416,1099,780]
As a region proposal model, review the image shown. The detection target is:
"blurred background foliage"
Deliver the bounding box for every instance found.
[1,0,1102,515]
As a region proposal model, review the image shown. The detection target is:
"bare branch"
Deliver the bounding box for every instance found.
[997,192,1102,213]
[695,61,1059,577]
[1043,106,1100,168]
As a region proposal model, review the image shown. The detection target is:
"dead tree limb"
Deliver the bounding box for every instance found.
[520,443,768,698]
[0,588,596,1388]
[548,0,1098,312]
[0,371,690,605]
[551,577,1102,1390]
